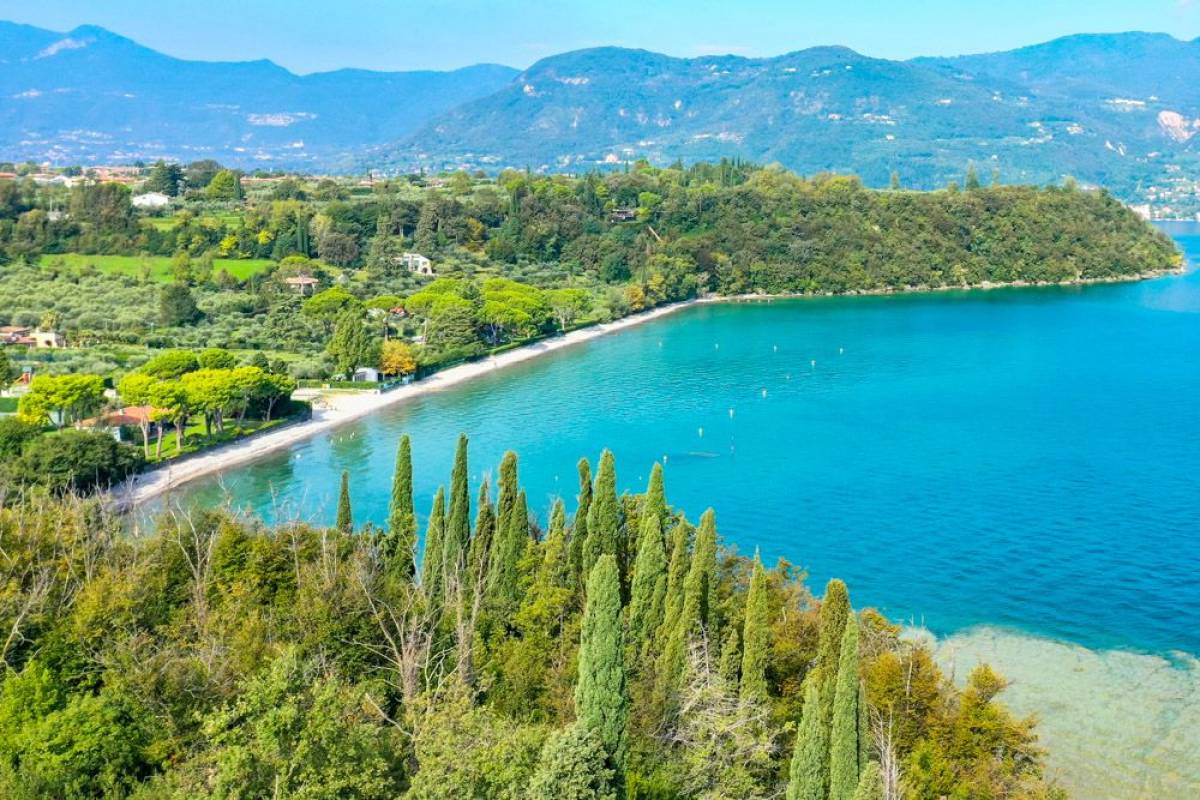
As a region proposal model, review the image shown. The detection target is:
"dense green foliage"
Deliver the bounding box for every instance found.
[0,439,1067,799]
[0,164,1176,385]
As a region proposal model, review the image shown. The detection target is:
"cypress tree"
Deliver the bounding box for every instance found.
[468,477,495,583]
[539,499,570,589]
[495,451,519,536]
[626,512,667,665]
[816,579,851,731]
[420,487,447,598]
[569,458,593,588]
[576,555,629,782]
[660,522,690,625]
[655,511,717,719]
[829,613,861,800]
[717,626,741,691]
[487,454,527,614]
[858,679,871,772]
[690,509,718,632]
[386,435,416,577]
[335,470,353,533]
[851,761,885,800]
[739,550,769,702]
[584,450,622,577]
[786,678,828,800]
[442,433,471,587]
[641,462,666,530]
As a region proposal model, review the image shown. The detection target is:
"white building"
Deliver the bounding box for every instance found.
[398,252,434,276]
[132,192,172,209]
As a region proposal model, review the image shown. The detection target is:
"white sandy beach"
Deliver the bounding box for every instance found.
[116,299,701,509]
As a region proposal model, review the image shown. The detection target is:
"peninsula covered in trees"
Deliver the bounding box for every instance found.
[0,162,1178,381]
[0,436,1064,799]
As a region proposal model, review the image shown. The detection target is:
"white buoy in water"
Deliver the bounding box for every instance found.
[761,388,768,398]
[663,454,669,464]
[839,347,844,354]
[698,426,705,438]
[811,359,816,367]
[728,408,735,419]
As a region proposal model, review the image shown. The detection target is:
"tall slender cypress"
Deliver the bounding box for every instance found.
[655,511,717,719]
[335,470,353,533]
[739,550,769,702]
[486,453,525,614]
[786,678,827,800]
[830,613,861,800]
[442,433,471,588]
[539,499,570,588]
[576,555,629,783]
[858,679,871,772]
[421,487,447,598]
[584,450,622,577]
[851,762,885,800]
[717,626,741,691]
[468,478,495,583]
[386,434,416,577]
[569,458,593,588]
[690,509,718,632]
[816,579,851,733]
[642,462,666,530]
[626,512,667,665]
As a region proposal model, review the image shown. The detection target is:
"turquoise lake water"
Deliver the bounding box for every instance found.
[167,223,1200,659]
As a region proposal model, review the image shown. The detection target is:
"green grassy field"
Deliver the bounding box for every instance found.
[37,253,275,282]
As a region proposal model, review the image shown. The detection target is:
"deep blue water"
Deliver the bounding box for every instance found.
[167,223,1200,656]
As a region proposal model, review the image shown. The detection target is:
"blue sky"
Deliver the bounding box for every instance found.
[2,0,1198,73]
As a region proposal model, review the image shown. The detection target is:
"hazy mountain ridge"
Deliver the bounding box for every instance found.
[2,22,1199,201]
[0,21,518,168]
[393,33,1200,196]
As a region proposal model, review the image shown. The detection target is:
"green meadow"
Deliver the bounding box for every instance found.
[37,253,275,282]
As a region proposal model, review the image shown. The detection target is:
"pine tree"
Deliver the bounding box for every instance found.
[569,458,592,588]
[335,470,353,533]
[626,511,667,665]
[851,761,884,800]
[786,678,827,800]
[421,487,447,598]
[830,613,861,800]
[576,555,629,782]
[584,450,622,577]
[442,433,471,589]
[385,435,416,577]
[739,550,769,702]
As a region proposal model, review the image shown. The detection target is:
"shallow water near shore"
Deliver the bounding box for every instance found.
[925,626,1200,798]
[159,223,1200,795]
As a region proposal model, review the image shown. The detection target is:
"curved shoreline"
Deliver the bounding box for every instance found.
[115,298,702,509]
[116,267,1183,509]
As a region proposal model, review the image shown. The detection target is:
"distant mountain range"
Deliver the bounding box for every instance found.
[3,21,1200,201]
[0,22,517,169]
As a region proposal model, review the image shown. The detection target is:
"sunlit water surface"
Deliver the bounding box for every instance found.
[158,223,1200,796]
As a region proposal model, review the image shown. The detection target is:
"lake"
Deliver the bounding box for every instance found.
[162,223,1200,794]
[170,223,1200,655]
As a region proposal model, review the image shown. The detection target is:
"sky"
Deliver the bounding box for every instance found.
[1,0,1198,74]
